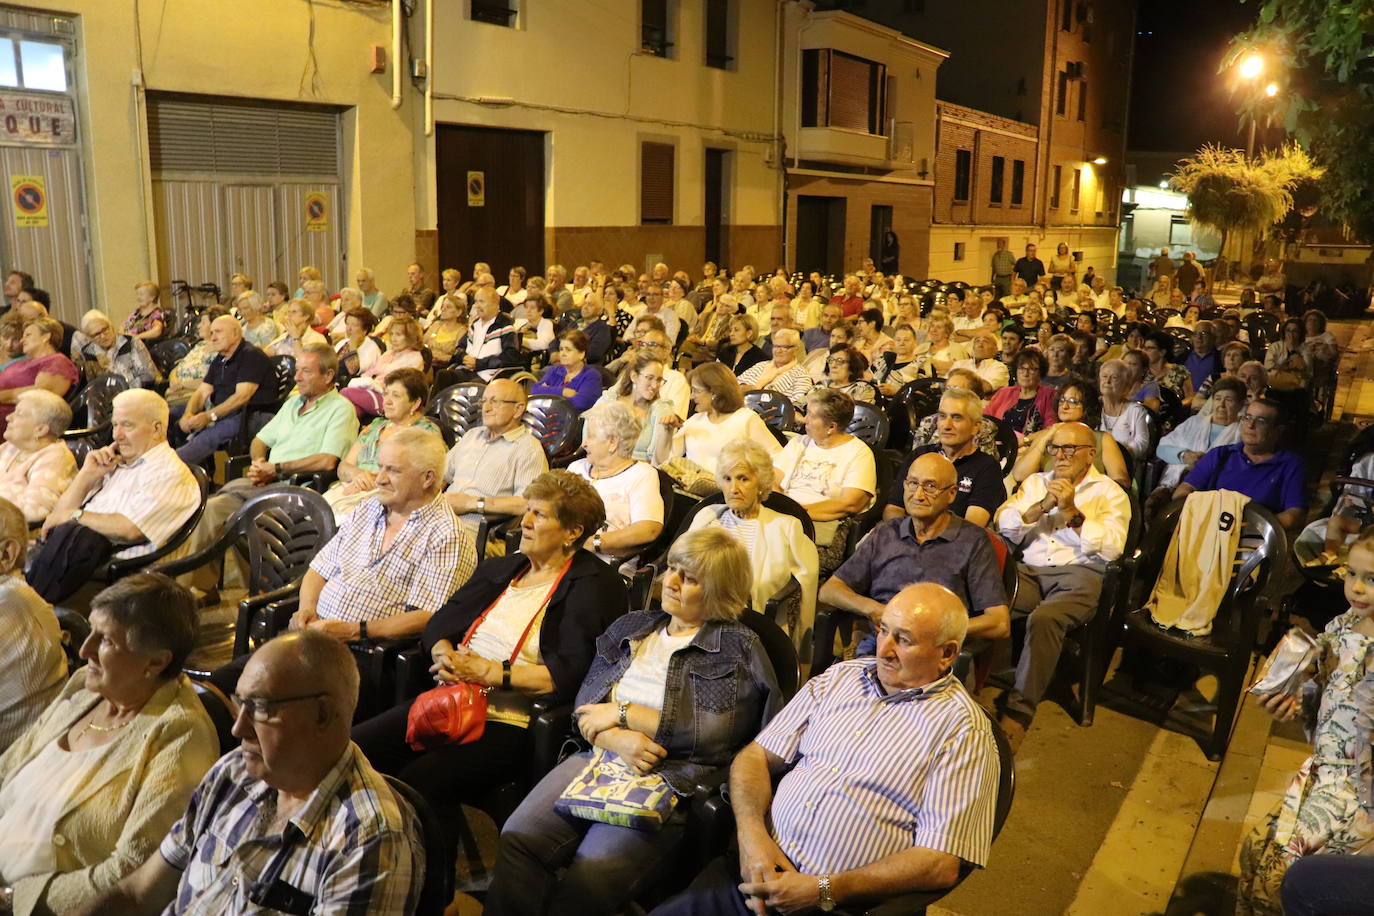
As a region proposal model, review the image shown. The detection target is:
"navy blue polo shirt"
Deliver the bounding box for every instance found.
[1183,442,1306,514]
[888,444,1007,522]
[203,341,277,408]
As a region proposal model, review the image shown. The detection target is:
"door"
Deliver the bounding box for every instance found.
[220,184,276,288]
[704,148,728,268]
[869,204,892,265]
[796,195,846,277]
[436,125,544,280]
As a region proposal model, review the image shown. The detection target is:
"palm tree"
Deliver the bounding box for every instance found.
[1168,144,1322,272]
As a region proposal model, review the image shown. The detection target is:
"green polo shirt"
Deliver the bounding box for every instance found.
[257,390,359,464]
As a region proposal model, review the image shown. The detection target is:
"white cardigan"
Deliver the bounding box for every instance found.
[1100,401,1150,459]
[689,504,819,653]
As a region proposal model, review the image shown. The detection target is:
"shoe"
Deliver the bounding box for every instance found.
[997,714,1028,755]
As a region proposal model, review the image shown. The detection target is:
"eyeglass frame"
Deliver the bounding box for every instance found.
[1045,442,1093,457]
[232,691,329,722]
[902,477,957,495]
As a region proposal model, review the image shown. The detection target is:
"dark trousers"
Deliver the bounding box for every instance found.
[1281,854,1374,916]
[648,854,752,916]
[26,521,119,603]
[351,701,532,870]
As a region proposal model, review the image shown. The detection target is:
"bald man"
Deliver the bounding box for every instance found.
[176,315,277,465]
[443,378,547,547]
[76,631,423,915]
[28,389,200,603]
[995,421,1131,750]
[824,452,1009,648]
[652,583,999,916]
[456,287,521,381]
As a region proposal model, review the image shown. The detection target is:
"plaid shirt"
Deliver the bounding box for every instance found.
[310,494,476,624]
[159,744,422,915]
[991,248,1017,278]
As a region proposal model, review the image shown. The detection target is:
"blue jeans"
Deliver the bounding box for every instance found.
[485,752,687,916]
[1281,854,1374,916]
[176,414,244,465]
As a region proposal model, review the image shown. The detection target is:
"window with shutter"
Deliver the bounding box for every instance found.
[641,142,675,224]
[1056,71,1068,117]
[1050,165,1062,208]
[1071,168,1082,212]
[1011,160,1025,206]
[828,52,885,134]
[704,0,732,69]
[990,156,1005,205]
[953,149,971,203]
[147,94,339,176]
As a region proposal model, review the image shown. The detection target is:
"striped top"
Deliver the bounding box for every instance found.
[756,659,999,874]
[160,743,422,916]
[0,574,65,752]
[81,441,200,559]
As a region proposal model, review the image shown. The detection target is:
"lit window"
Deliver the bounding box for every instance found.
[19,41,65,92]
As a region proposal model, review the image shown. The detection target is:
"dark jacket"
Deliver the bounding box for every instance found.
[423,550,627,703]
[575,611,781,795]
[556,316,614,365]
[457,313,522,373]
[718,343,767,377]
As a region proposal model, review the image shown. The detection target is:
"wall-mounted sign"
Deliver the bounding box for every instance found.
[304,192,328,232]
[11,174,47,227]
[467,171,485,207]
[0,92,76,147]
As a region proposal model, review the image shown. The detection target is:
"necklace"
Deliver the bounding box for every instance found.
[78,706,135,740]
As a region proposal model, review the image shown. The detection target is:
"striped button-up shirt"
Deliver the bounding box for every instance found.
[444,423,548,522]
[81,441,200,559]
[756,660,998,874]
[159,744,422,915]
[310,494,476,624]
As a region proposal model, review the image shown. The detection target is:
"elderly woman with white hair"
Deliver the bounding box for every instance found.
[687,438,819,652]
[70,310,159,388]
[486,527,780,916]
[266,299,328,358]
[235,290,279,350]
[737,327,814,410]
[0,389,76,523]
[324,287,365,342]
[569,403,664,571]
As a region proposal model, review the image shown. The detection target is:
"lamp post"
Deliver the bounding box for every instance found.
[1236,54,1280,159]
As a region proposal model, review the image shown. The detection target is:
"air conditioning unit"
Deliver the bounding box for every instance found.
[888,121,916,164]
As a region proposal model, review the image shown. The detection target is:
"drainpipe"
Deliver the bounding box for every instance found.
[424,0,434,134]
[390,0,403,110]
[775,0,788,267]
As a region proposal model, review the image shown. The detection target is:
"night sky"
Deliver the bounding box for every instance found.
[1128,0,1259,152]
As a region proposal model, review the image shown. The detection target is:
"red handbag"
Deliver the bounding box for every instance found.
[405,560,570,751]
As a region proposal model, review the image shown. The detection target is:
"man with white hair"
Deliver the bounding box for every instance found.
[0,496,66,751]
[354,266,387,317]
[175,315,277,466]
[739,328,814,410]
[76,631,423,915]
[27,389,199,603]
[456,287,520,381]
[71,309,160,387]
[0,388,77,523]
[652,583,999,916]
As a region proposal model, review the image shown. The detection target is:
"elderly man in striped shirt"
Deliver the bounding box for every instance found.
[652,583,999,916]
[73,631,423,916]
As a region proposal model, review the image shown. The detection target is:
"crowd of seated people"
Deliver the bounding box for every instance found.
[0,252,1363,915]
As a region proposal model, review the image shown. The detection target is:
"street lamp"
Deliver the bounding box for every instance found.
[1239,54,1264,79]
[1234,53,1277,158]
[1265,82,1279,97]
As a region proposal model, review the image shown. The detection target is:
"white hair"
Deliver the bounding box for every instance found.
[113,388,170,429]
[385,427,446,489]
[80,309,111,335]
[715,438,776,492]
[940,387,984,421]
[16,388,72,437]
[583,402,643,459]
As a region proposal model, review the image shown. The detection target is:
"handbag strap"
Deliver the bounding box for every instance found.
[460,556,575,666]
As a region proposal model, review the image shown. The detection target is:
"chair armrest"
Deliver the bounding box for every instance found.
[287,469,338,493]
[248,596,300,652]
[811,606,870,676]
[393,645,433,705]
[233,584,301,655]
[530,698,576,778]
[763,576,801,627]
[224,454,251,481]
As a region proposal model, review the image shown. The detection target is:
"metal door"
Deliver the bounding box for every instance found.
[220,184,276,291]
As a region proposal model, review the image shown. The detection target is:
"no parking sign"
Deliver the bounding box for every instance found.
[10,175,46,228]
[305,192,328,232]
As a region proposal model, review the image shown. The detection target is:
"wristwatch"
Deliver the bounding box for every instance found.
[358,620,368,641]
[208,409,218,425]
[70,508,84,524]
[818,875,836,912]
[476,496,487,515]
[593,532,603,553]
[617,701,629,729]
[502,660,512,690]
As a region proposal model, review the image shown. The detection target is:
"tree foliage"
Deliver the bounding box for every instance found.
[1168,143,1323,261]
[1231,0,1374,238]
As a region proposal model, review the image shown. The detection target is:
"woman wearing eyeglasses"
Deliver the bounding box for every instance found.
[1012,378,1130,488]
[0,574,216,916]
[987,349,1057,438]
[597,352,676,462]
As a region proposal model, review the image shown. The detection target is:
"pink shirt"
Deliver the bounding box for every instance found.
[0,440,77,522]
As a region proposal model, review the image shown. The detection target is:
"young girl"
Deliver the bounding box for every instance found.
[1238,532,1374,914]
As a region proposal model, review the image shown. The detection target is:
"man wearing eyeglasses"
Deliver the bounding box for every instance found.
[824,452,1010,651]
[1171,397,1307,532]
[75,631,423,916]
[443,379,548,548]
[996,421,1130,751]
[884,389,1006,529]
[739,329,814,411]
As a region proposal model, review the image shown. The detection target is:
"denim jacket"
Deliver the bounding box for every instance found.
[575,611,782,796]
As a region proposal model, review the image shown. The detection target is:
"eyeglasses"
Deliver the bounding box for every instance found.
[902,478,956,495]
[636,373,664,385]
[1240,414,1275,428]
[774,344,797,351]
[636,340,668,349]
[1045,443,1091,457]
[1058,396,1083,407]
[233,691,328,722]
[481,397,523,407]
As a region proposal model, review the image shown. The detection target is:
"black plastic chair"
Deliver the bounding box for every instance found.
[898,378,946,439]
[386,775,452,916]
[429,381,485,446]
[847,401,890,450]
[523,395,583,466]
[155,484,337,656]
[991,416,1018,475]
[63,372,129,450]
[1113,499,1286,760]
[225,355,297,474]
[149,338,192,376]
[101,464,211,582]
[190,677,239,754]
[54,606,90,671]
[743,389,797,444]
